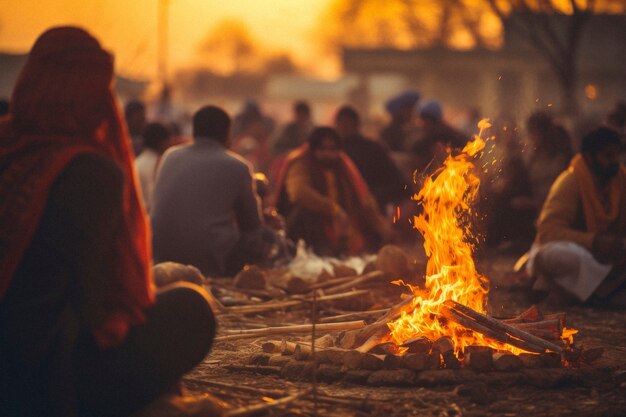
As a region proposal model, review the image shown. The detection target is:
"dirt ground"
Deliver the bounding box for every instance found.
[183,253,626,417]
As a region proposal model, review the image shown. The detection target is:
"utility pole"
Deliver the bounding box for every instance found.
[157,0,172,120]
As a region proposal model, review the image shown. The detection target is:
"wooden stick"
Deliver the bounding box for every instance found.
[226,289,371,314]
[225,389,312,417]
[323,270,385,295]
[184,378,374,411]
[355,328,391,353]
[308,274,363,290]
[445,300,562,352]
[319,309,389,323]
[440,305,545,353]
[215,320,366,341]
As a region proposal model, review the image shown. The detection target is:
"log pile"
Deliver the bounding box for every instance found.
[225,301,604,387]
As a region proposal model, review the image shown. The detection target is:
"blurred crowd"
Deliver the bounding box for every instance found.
[1,26,624,417]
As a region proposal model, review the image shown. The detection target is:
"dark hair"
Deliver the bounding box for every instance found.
[308,127,342,151]
[124,100,145,120]
[142,122,171,151]
[581,126,621,156]
[294,100,311,115]
[335,105,360,124]
[193,105,231,143]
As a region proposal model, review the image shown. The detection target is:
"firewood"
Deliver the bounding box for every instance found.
[224,364,282,375]
[344,369,373,384]
[337,329,359,349]
[361,353,385,370]
[319,309,389,323]
[294,344,311,361]
[492,352,524,371]
[401,353,429,371]
[323,270,385,295]
[225,289,371,314]
[315,333,335,348]
[519,353,543,368]
[415,369,458,385]
[400,336,433,353]
[367,369,417,386]
[540,352,563,368]
[316,363,343,382]
[465,350,493,371]
[431,336,460,369]
[513,305,543,322]
[309,274,358,290]
[444,301,562,353]
[281,360,314,380]
[281,340,297,355]
[355,328,391,353]
[267,355,292,367]
[441,305,545,353]
[383,354,402,369]
[215,320,366,341]
[247,353,271,366]
[342,350,364,369]
[370,342,402,355]
[261,340,283,353]
[317,348,347,365]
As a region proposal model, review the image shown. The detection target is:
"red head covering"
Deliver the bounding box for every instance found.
[0,26,154,348]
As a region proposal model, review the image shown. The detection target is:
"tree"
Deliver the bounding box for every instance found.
[198,19,261,75]
[320,0,500,52]
[484,0,597,116]
[322,0,625,116]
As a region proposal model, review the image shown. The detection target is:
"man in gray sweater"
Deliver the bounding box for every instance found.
[151,105,266,277]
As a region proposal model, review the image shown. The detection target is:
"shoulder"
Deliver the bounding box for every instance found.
[224,149,255,173]
[52,152,124,204]
[63,152,123,185]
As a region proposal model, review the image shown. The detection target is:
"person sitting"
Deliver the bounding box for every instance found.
[334,105,408,215]
[124,99,147,156]
[135,122,173,212]
[527,127,626,307]
[380,90,420,152]
[274,127,392,257]
[411,100,470,177]
[272,100,314,155]
[151,105,271,277]
[0,27,219,417]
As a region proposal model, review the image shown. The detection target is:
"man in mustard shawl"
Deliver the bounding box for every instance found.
[527,127,625,307]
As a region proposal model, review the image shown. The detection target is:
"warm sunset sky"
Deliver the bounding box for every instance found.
[0,0,332,79]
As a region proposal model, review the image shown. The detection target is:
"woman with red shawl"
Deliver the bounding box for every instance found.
[275,127,392,257]
[0,27,218,417]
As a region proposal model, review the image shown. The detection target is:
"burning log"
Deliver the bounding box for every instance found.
[443,300,563,353]
[400,336,433,353]
[433,336,460,369]
[215,320,366,342]
[440,304,546,353]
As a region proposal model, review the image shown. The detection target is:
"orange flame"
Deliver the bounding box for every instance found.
[388,119,526,354]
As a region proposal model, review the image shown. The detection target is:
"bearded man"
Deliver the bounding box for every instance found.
[275,127,392,257]
[527,127,626,307]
